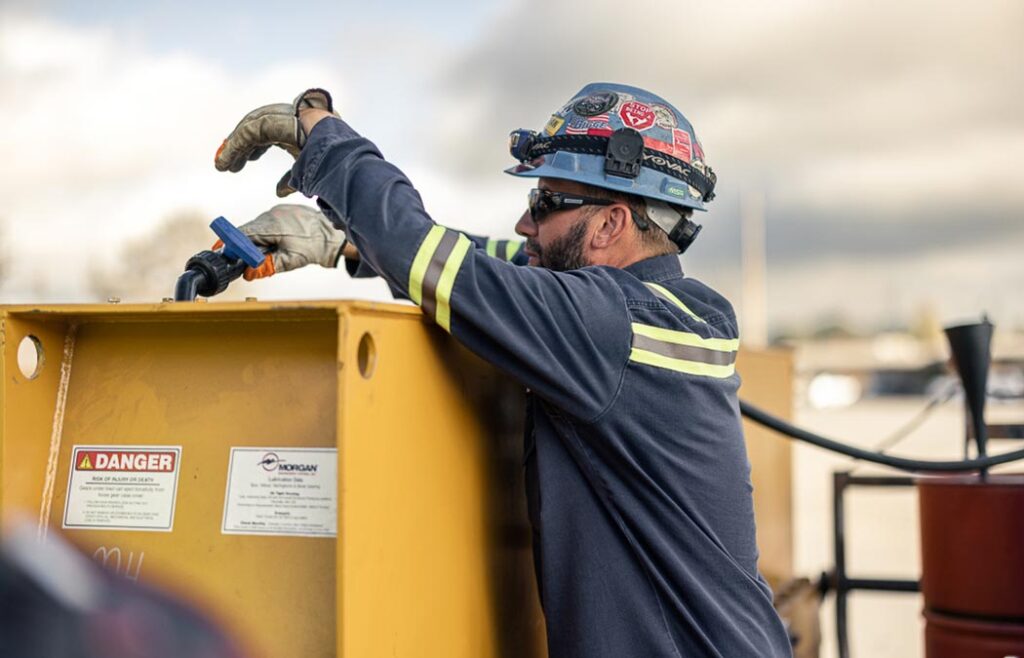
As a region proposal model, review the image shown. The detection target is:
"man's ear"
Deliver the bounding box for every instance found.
[590,203,631,250]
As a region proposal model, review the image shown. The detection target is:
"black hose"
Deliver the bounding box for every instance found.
[174,270,204,302]
[740,399,1024,473]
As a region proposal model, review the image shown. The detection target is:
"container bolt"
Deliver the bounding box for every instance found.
[162,297,174,303]
[107,297,121,304]
[245,297,258,302]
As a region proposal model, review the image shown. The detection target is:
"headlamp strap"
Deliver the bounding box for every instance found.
[605,129,644,179]
[512,131,717,202]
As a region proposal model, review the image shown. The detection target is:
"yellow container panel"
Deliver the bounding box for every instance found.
[1,302,545,658]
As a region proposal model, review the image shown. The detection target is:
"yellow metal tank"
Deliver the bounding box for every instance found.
[1,301,792,657]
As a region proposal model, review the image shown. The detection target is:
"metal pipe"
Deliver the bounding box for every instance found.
[833,472,850,658]
[845,578,919,592]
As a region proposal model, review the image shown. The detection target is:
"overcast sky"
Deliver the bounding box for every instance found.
[1,0,1022,333]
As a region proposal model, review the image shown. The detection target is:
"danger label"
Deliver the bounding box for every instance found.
[63,445,182,532]
[76,450,176,473]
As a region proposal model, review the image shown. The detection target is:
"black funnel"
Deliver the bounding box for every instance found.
[944,317,994,461]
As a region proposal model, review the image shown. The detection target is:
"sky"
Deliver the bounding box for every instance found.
[1,0,1022,334]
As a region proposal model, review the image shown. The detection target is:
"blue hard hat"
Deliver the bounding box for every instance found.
[505,83,715,212]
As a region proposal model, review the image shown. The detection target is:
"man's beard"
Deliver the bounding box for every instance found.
[528,217,591,272]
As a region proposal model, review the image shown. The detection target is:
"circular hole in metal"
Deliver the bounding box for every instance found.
[357,332,376,379]
[17,335,44,380]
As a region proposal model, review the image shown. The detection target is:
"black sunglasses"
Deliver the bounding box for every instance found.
[527,188,615,222]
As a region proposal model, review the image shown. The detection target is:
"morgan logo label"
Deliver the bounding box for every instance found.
[619,101,656,131]
[256,451,319,474]
[222,447,337,537]
[75,450,177,473]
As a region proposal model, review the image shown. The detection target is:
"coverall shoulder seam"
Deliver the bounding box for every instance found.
[587,274,636,426]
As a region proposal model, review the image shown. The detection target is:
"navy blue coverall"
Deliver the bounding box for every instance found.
[291,117,793,658]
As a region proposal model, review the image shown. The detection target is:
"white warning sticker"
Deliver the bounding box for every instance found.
[62,445,182,532]
[222,447,337,538]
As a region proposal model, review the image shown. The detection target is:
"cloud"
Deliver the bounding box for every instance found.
[0,11,349,301]
[421,0,1024,327]
[1,3,1020,331]
[432,0,1024,217]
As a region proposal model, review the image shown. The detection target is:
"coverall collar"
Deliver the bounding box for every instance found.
[622,253,684,283]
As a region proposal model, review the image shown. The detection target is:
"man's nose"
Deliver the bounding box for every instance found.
[515,209,536,237]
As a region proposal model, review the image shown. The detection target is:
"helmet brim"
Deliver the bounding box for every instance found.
[504,152,708,212]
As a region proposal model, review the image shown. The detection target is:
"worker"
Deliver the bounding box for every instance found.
[214,83,793,657]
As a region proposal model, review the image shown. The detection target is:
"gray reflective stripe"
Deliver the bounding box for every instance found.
[643,282,706,323]
[632,333,736,366]
[420,230,461,320]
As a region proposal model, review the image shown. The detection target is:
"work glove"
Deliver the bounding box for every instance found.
[214,204,347,280]
[214,88,338,197]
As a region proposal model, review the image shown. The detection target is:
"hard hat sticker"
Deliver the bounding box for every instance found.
[221,447,337,537]
[572,91,618,117]
[672,129,692,162]
[62,445,182,532]
[543,115,566,136]
[565,114,611,135]
[618,101,656,131]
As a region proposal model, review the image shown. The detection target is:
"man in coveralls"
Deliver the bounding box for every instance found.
[214,83,793,657]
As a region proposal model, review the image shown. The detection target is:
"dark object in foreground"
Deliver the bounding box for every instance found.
[0,523,245,658]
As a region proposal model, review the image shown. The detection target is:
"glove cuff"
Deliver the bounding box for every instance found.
[295,88,334,113]
[294,88,335,148]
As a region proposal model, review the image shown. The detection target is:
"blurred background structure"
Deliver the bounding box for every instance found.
[2,1,1022,656]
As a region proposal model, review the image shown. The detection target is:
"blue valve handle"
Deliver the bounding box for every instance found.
[210,216,264,268]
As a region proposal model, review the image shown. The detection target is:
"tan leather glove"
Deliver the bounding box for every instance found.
[214,204,346,280]
[214,88,338,197]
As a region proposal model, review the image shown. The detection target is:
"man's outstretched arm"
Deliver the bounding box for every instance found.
[277,110,630,421]
[214,94,630,420]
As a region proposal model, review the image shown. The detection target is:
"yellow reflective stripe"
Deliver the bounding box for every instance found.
[435,234,472,332]
[631,322,739,353]
[409,225,446,304]
[485,239,499,258]
[503,240,524,261]
[643,282,706,323]
[630,347,736,378]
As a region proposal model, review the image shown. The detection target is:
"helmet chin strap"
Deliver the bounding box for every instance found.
[646,200,703,254]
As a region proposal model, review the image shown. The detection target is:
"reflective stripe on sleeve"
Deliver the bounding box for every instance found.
[629,322,738,378]
[409,225,446,305]
[409,226,472,332]
[501,240,524,261]
[486,239,524,261]
[433,235,472,331]
[643,282,707,323]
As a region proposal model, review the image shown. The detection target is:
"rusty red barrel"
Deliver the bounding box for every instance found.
[925,610,1024,658]
[918,474,1024,657]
